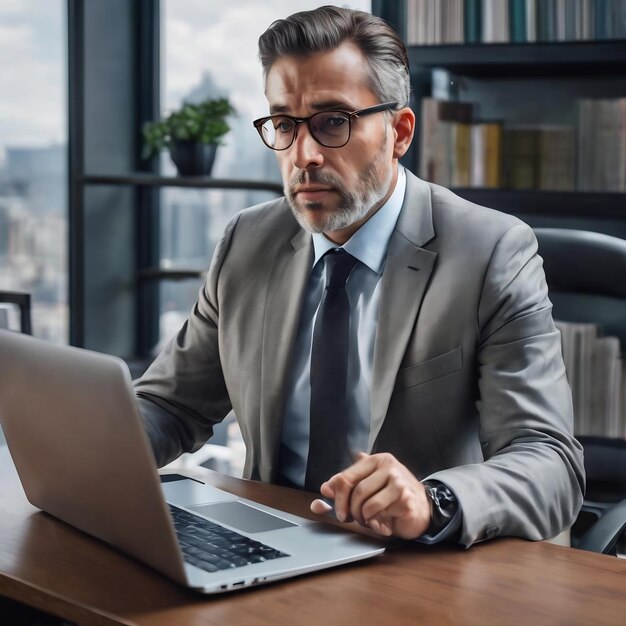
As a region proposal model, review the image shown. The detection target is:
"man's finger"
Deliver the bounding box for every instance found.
[310,498,334,515]
[329,462,378,522]
[360,480,402,522]
[328,453,404,522]
[348,467,389,525]
[368,517,393,537]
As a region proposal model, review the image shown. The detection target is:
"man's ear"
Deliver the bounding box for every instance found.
[391,107,416,159]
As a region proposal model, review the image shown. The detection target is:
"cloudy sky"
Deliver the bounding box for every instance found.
[0,0,65,163]
[0,0,370,165]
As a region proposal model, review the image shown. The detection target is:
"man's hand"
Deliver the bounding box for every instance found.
[310,452,432,539]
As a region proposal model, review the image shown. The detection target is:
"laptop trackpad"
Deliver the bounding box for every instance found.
[191,501,298,533]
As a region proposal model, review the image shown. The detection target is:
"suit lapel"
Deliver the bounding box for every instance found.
[369,173,438,449]
[259,225,313,482]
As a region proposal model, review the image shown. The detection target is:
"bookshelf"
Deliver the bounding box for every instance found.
[406,40,626,77]
[373,2,626,235]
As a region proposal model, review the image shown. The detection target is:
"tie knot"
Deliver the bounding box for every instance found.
[323,249,358,289]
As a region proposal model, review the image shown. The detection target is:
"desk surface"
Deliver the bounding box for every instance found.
[0,447,625,626]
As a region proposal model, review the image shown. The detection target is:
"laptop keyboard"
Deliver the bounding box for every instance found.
[169,504,290,573]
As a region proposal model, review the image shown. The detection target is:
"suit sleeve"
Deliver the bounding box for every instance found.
[133,213,241,467]
[427,223,585,546]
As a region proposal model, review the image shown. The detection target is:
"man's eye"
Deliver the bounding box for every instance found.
[326,115,347,128]
[274,119,294,133]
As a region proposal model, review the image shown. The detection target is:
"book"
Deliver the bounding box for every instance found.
[594,0,607,39]
[537,126,575,191]
[556,321,596,435]
[563,0,577,40]
[432,121,455,186]
[503,127,539,189]
[578,98,626,192]
[544,0,556,40]
[452,123,472,186]
[590,337,622,437]
[556,321,625,437]
[470,122,502,187]
[444,0,465,44]
[420,98,474,183]
[581,0,592,40]
[525,0,537,41]
[614,0,626,39]
[484,122,503,187]
[509,0,527,42]
[465,0,482,42]
[555,0,567,40]
[406,0,426,45]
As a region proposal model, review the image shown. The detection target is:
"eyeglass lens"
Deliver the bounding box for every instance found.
[260,111,351,149]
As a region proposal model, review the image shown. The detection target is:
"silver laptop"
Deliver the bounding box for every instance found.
[0,330,384,593]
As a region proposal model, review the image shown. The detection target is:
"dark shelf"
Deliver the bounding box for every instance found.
[452,189,626,219]
[408,40,626,77]
[138,267,204,281]
[82,174,284,195]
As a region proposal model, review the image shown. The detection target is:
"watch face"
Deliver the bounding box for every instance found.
[427,486,440,506]
[428,484,457,513]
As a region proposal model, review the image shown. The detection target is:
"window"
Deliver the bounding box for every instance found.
[0,0,67,342]
[156,0,371,351]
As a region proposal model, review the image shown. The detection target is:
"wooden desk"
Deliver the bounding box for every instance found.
[0,447,625,626]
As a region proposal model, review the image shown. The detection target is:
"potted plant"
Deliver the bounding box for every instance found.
[142,97,235,176]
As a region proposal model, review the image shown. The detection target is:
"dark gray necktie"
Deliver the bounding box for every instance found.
[305,248,358,492]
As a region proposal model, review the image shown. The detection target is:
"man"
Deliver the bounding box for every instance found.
[135,6,584,547]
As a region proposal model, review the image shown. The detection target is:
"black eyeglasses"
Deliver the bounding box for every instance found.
[252,102,399,151]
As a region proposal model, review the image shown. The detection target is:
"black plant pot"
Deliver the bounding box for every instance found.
[169,140,217,176]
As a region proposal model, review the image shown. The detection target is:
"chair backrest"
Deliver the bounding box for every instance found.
[577,435,626,502]
[533,228,626,356]
[0,291,32,335]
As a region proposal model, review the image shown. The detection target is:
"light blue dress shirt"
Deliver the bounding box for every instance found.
[278,167,407,488]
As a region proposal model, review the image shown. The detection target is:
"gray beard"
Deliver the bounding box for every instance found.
[285,149,393,235]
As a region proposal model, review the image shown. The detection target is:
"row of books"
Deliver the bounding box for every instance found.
[406,0,626,45]
[420,99,503,187]
[556,321,625,438]
[420,97,626,191]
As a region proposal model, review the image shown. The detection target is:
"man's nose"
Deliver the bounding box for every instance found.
[291,123,324,170]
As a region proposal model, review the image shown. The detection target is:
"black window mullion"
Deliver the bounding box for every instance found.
[135,0,161,359]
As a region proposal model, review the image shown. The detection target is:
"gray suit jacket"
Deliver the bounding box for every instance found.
[135,170,585,546]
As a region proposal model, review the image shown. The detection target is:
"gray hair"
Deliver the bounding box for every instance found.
[258,6,410,108]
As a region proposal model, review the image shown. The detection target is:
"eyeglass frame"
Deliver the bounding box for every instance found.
[252,101,399,151]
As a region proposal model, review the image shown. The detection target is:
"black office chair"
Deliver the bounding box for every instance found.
[0,290,32,335]
[577,498,626,555]
[535,228,626,351]
[534,228,626,555]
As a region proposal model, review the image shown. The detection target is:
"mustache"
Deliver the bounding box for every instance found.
[287,171,346,197]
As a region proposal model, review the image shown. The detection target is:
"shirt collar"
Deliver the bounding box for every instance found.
[312,166,406,275]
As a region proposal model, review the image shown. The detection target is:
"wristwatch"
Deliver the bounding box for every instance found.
[423,480,458,535]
